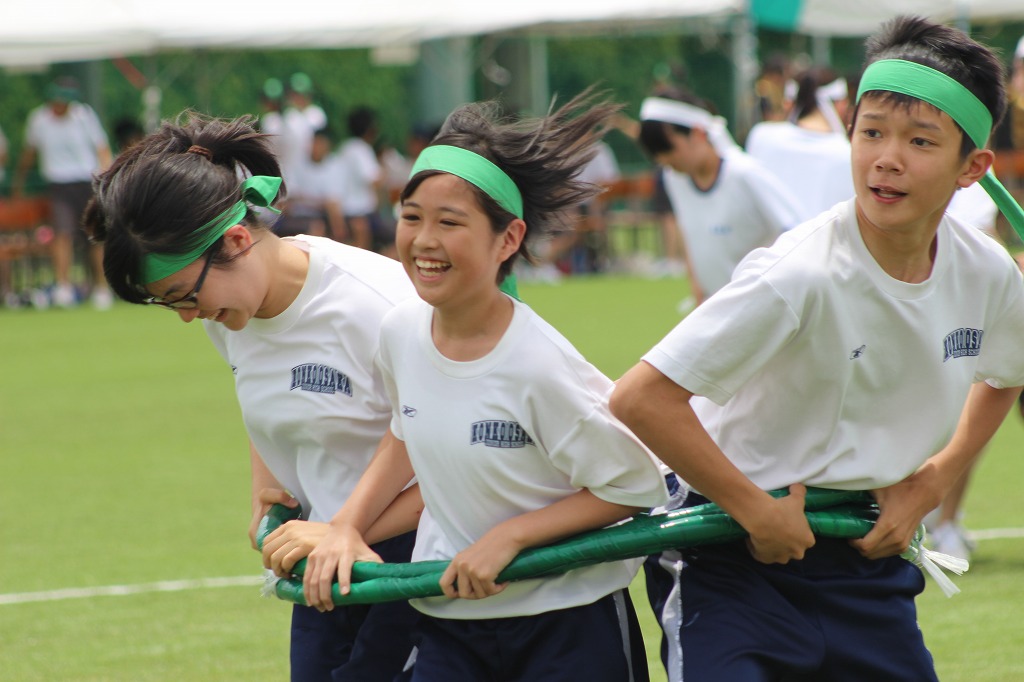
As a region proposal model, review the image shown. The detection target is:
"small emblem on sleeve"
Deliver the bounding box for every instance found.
[470,420,535,448]
[402,405,417,417]
[849,345,866,360]
[942,328,984,362]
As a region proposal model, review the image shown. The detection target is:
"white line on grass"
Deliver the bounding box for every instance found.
[0,575,262,606]
[967,528,1024,541]
[4,527,1024,606]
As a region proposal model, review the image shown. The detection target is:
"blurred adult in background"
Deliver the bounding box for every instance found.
[745,66,855,222]
[278,72,327,188]
[276,126,347,242]
[535,138,621,278]
[379,122,439,206]
[995,35,1024,153]
[257,77,286,162]
[338,106,389,255]
[14,77,112,309]
[753,53,792,123]
[112,117,145,154]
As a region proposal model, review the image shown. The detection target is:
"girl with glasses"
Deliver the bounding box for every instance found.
[84,113,419,682]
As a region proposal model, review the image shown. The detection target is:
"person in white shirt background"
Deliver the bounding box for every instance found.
[14,77,113,309]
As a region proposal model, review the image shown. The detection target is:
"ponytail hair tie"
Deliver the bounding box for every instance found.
[187,145,213,160]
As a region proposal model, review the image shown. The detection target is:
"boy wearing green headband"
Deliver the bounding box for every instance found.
[612,16,1024,681]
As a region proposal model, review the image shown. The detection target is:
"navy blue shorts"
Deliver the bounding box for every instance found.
[645,491,938,682]
[290,530,419,682]
[409,589,649,682]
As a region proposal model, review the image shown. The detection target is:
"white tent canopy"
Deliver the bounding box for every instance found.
[4,0,1023,68]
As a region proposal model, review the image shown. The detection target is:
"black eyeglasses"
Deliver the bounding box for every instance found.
[145,248,217,310]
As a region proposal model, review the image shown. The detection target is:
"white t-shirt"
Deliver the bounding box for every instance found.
[287,153,346,216]
[25,102,109,184]
[661,152,802,295]
[337,137,382,216]
[745,121,855,222]
[278,104,327,188]
[259,111,286,167]
[378,297,669,619]
[205,236,415,522]
[947,182,999,235]
[644,199,1024,492]
[578,141,621,186]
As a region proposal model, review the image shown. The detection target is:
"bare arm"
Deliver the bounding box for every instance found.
[303,429,415,610]
[610,361,814,563]
[248,441,297,550]
[12,145,37,198]
[364,483,422,544]
[440,489,641,600]
[852,382,1023,559]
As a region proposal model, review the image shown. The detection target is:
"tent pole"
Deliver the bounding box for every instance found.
[731,10,758,142]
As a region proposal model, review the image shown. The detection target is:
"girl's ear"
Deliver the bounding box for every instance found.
[499,219,527,261]
[222,224,255,252]
[957,148,994,189]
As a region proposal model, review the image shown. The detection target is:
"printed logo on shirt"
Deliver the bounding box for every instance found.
[402,405,417,417]
[849,345,867,360]
[942,328,984,362]
[711,224,733,236]
[231,365,238,375]
[290,363,353,396]
[470,420,535,449]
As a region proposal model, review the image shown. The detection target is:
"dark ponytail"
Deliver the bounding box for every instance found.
[84,112,284,303]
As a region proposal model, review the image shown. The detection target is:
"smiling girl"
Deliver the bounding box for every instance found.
[83,113,419,682]
[303,94,668,682]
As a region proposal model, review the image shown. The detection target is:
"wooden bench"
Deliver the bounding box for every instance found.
[0,197,52,301]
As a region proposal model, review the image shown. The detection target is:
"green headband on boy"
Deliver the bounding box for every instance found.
[140,175,282,284]
[857,59,992,149]
[857,58,1024,240]
[410,145,524,219]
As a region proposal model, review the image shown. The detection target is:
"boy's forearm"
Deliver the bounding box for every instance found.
[611,361,772,530]
[926,382,1022,493]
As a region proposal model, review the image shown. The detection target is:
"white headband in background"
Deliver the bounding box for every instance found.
[640,97,743,158]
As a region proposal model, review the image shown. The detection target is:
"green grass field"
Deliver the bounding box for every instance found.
[2,275,1023,681]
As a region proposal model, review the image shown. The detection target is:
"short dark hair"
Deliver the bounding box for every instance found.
[401,89,621,282]
[83,112,283,303]
[790,66,840,122]
[854,15,1007,157]
[348,106,377,138]
[637,92,712,158]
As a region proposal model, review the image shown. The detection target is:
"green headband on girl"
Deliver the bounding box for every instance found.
[140,175,282,284]
[410,145,524,219]
[857,58,1024,240]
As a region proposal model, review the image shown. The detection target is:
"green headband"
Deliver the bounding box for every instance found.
[857,59,1024,240]
[410,145,524,219]
[856,59,992,149]
[140,175,282,284]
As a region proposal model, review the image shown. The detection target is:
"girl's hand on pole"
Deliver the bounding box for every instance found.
[439,528,521,600]
[303,523,382,612]
[249,488,298,550]
[261,520,326,576]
